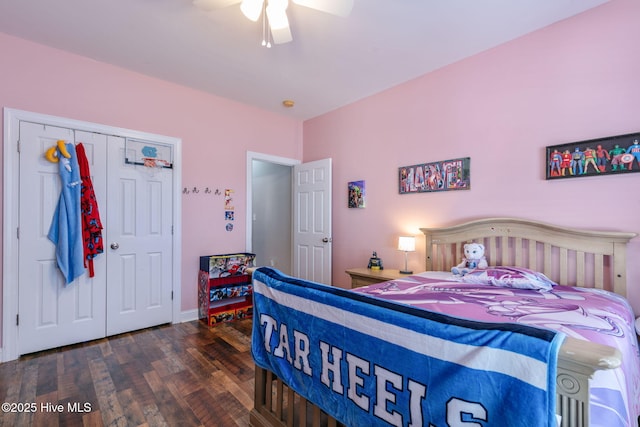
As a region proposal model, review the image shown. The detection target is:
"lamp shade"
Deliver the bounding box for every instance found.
[398,236,416,252]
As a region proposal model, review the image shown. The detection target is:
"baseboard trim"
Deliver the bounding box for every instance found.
[180,309,199,323]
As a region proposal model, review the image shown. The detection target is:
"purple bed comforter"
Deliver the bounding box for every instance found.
[353,272,640,427]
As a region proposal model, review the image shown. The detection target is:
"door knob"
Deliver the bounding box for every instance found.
[110,242,120,250]
[322,237,332,243]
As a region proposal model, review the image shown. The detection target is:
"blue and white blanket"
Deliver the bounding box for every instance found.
[251,267,565,427]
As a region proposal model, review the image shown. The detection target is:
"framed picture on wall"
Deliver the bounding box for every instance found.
[399,157,470,194]
[546,132,640,179]
[348,180,365,208]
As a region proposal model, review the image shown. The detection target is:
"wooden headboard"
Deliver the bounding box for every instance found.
[421,217,637,296]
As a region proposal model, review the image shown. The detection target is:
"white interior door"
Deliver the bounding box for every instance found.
[17,122,107,354]
[14,119,175,356]
[105,135,173,335]
[293,158,332,284]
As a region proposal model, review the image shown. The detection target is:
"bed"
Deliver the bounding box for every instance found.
[249,217,639,427]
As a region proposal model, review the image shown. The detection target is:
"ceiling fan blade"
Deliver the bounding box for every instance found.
[192,0,241,11]
[266,5,293,44]
[291,0,353,17]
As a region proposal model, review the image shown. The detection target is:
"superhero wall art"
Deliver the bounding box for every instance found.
[399,157,470,194]
[546,132,640,180]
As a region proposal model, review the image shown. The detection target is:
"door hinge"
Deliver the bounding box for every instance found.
[17,227,19,239]
[17,140,20,153]
[171,291,174,300]
[16,314,19,326]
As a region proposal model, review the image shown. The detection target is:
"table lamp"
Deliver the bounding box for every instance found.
[398,236,416,274]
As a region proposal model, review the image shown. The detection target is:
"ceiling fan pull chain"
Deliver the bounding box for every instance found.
[261,1,266,46]
[261,1,271,47]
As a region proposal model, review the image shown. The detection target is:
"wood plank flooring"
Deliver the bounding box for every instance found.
[0,319,255,427]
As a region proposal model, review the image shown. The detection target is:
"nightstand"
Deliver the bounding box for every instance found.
[346,268,414,288]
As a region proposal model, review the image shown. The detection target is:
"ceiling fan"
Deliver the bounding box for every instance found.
[193,0,354,46]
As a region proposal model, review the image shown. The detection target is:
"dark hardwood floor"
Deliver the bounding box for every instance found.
[0,319,255,427]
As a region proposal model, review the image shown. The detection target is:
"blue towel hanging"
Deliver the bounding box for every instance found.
[48,142,85,285]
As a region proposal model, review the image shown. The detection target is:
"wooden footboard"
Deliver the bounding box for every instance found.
[251,365,343,427]
[250,337,621,427]
[555,337,621,426]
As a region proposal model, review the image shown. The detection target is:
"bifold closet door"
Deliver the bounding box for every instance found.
[18,123,108,355]
[17,123,173,355]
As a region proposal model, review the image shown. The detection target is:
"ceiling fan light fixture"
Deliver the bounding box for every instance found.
[240,0,264,21]
[221,0,352,47]
[266,3,292,43]
[266,4,288,29]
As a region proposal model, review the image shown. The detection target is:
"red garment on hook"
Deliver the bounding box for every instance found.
[75,143,103,277]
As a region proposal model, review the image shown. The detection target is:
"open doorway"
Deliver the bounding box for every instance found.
[246,152,298,274]
[246,152,332,283]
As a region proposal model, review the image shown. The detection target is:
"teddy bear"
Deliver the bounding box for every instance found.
[451,243,488,276]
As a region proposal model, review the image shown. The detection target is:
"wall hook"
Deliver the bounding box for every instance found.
[182,187,190,194]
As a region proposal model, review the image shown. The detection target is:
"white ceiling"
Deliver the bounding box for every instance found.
[0,0,609,120]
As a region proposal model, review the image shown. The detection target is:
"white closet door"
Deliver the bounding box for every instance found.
[16,121,174,356]
[105,135,173,335]
[17,122,107,355]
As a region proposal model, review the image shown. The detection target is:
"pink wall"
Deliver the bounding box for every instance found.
[303,0,640,314]
[0,33,303,322]
[2,0,639,353]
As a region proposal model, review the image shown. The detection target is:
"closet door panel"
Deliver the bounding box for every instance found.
[105,136,173,336]
[17,124,107,355]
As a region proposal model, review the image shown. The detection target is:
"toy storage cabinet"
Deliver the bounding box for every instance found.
[198,253,255,327]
